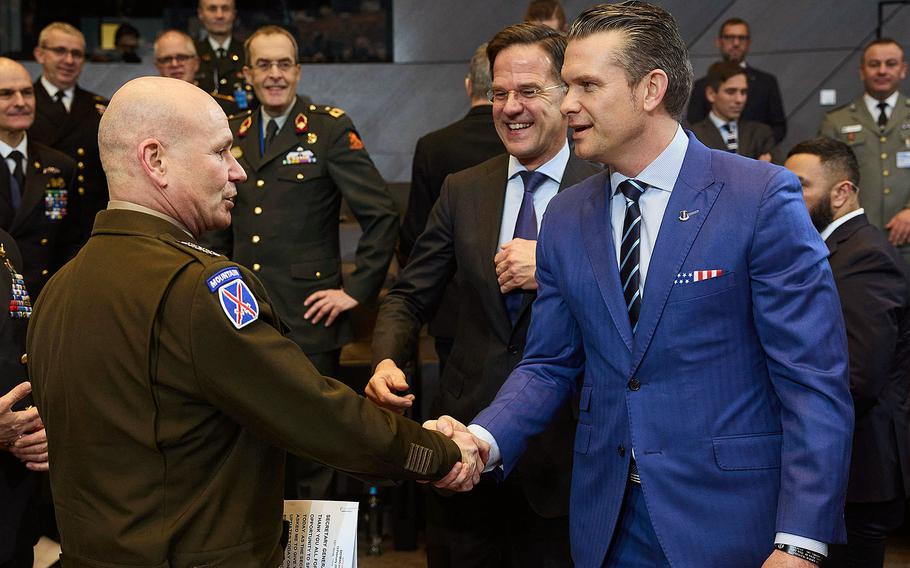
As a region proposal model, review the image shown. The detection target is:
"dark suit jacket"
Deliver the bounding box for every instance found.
[690,118,775,160]
[687,64,787,143]
[0,141,80,298]
[195,37,247,98]
[29,80,107,240]
[372,152,600,517]
[400,104,504,340]
[0,231,36,563]
[827,213,910,503]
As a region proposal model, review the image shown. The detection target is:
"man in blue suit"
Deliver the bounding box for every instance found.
[430,2,854,567]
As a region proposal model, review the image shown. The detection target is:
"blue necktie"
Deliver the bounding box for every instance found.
[505,170,548,323]
[618,179,645,333]
[6,151,24,211]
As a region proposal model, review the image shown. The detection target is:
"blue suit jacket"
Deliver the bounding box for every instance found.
[474,133,853,567]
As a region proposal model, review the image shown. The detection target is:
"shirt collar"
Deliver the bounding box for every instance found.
[207,35,232,52]
[610,124,689,195]
[507,141,570,186]
[107,200,194,237]
[0,134,27,160]
[821,208,864,242]
[40,75,74,101]
[260,97,297,133]
[864,91,899,114]
[708,111,735,131]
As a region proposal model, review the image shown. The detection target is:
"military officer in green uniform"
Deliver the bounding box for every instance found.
[195,0,254,108]
[26,76,487,568]
[820,38,910,262]
[154,29,240,117]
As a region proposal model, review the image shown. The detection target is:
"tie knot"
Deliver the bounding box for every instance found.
[216,48,226,58]
[722,122,735,133]
[7,150,23,162]
[518,170,549,194]
[53,91,64,102]
[266,119,279,139]
[878,101,889,110]
[618,179,646,203]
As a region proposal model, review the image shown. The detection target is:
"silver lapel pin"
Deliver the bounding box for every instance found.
[678,209,700,222]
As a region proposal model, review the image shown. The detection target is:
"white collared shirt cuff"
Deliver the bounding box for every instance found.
[775,533,827,557]
[467,424,502,473]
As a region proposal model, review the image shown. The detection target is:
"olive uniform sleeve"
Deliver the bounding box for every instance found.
[186,260,460,481]
[324,113,398,304]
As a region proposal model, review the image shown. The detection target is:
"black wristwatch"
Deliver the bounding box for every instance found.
[774,543,824,565]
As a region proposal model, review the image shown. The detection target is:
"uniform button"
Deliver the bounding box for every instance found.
[508,344,519,354]
[77,161,84,169]
[252,263,261,271]
[256,179,265,188]
[296,173,304,180]
[76,147,85,156]
[40,238,48,245]
[78,187,85,195]
[628,378,640,391]
[220,78,227,85]
[883,170,890,177]
[41,269,48,276]
[254,206,262,215]
[881,152,888,160]
[251,235,261,244]
[881,136,888,143]
[20,353,27,365]
[617,444,626,457]
[77,174,84,182]
[231,54,239,61]
[315,271,321,278]
[884,187,892,195]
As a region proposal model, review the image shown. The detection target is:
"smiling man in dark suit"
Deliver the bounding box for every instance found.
[366,23,598,568]
[786,137,910,568]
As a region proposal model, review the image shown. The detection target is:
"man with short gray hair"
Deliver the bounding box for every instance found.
[154,29,239,115]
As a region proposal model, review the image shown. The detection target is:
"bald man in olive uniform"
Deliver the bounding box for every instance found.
[26,77,487,568]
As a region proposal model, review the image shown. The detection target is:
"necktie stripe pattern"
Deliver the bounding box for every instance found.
[505,170,548,323]
[618,179,645,334]
[721,122,737,152]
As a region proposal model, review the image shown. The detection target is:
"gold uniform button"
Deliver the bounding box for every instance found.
[77,174,84,182]
[884,187,892,195]
[77,161,84,169]
[296,173,304,180]
[252,235,261,244]
[20,353,27,365]
[315,271,321,278]
[881,152,888,160]
[883,170,890,177]
[40,238,48,245]
[881,136,888,143]
[76,147,85,156]
[231,54,239,61]
[252,263,261,271]
[220,78,228,85]
[41,269,48,276]
[254,206,262,215]
[256,179,265,188]
[78,187,85,195]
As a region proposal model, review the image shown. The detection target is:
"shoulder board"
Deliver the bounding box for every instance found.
[92,94,110,104]
[160,234,223,263]
[229,109,253,124]
[828,100,856,114]
[310,104,345,118]
[211,92,236,103]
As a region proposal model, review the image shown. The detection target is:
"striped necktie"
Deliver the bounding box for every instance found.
[721,122,737,152]
[618,179,645,333]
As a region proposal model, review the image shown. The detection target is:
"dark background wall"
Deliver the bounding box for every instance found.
[16,1,910,181]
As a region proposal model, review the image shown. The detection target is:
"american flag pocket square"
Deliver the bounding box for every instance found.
[674,269,725,285]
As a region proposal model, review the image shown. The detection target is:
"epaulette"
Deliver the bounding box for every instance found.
[93,94,109,115]
[229,109,253,124]
[827,101,855,114]
[211,91,236,103]
[309,104,345,119]
[159,234,223,263]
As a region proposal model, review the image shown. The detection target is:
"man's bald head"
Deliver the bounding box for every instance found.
[99,76,245,236]
[0,57,37,145]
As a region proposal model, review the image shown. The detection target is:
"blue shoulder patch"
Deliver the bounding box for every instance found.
[207,267,242,292]
[217,278,260,329]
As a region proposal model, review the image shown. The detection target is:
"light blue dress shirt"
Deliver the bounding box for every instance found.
[497,142,569,247]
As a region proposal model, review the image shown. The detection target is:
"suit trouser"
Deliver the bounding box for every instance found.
[284,349,340,500]
[425,473,572,568]
[602,482,670,568]
[825,497,905,568]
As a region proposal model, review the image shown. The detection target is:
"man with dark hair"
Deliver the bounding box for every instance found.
[431,2,853,566]
[397,42,504,374]
[367,22,597,568]
[195,0,252,107]
[820,38,910,263]
[687,17,787,144]
[690,61,774,160]
[524,0,567,32]
[114,23,141,63]
[785,137,910,568]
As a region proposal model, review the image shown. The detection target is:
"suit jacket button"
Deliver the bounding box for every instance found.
[617,444,625,457]
[507,345,518,354]
[628,378,640,391]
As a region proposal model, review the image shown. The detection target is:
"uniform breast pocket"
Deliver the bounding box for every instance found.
[290,259,340,288]
[277,163,324,185]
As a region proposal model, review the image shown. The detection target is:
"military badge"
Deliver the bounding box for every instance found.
[47,177,66,189]
[1,244,31,319]
[328,107,345,118]
[294,113,308,134]
[42,166,61,175]
[178,241,220,257]
[218,278,259,329]
[307,133,318,145]
[847,132,856,143]
[238,115,252,138]
[44,188,68,220]
[283,148,316,165]
[231,146,244,159]
[348,132,364,150]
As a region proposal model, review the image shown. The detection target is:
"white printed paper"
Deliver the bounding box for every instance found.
[282,500,359,568]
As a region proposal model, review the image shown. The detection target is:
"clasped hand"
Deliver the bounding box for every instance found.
[422,415,489,492]
[0,382,49,471]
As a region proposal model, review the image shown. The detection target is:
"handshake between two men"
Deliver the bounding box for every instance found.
[366,360,491,492]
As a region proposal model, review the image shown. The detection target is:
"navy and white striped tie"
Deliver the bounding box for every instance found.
[618,179,645,333]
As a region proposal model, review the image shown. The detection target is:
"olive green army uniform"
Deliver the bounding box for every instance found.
[820,94,910,261]
[27,208,459,568]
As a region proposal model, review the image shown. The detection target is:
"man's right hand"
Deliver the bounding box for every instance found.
[423,415,490,492]
[364,358,415,414]
[0,382,42,447]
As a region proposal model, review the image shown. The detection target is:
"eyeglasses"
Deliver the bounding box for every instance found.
[486,84,567,103]
[720,34,750,42]
[251,59,297,72]
[40,45,86,60]
[155,54,196,65]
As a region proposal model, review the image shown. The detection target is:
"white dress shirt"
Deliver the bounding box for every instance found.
[0,135,28,177]
[40,76,74,112]
[207,35,233,54]
[864,91,898,123]
[821,208,865,242]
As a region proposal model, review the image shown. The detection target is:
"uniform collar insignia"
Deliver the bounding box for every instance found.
[238,115,252,138]
[295,113,308,134]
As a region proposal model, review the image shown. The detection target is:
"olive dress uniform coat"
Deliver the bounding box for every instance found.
[0,232,37,566]
[0,141,80,299]
[820,94,910,262]
[207,97,398,355]
[29,80,107,241]
[195,37,247,99]
[27,209,460,568]
[689,118,775,160]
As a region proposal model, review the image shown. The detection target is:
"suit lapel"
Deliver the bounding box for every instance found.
[34,81,65,145]
[476,156,513,337]
[260,100,306,168]
[581,170,634,352]
[238,110,262,172]
[11,146,48,233]
[0,158,14,229]
[738,122,753,156]
[631,135,721,369]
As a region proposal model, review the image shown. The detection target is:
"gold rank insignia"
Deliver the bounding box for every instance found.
[348,131,364,150]
[231,146,243,159]
[328,107,345,118]
[238,115,252,138]
[47,177,66,189]
[307,132,318,144]
[294,113,308,134]
[42,166,61,175]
